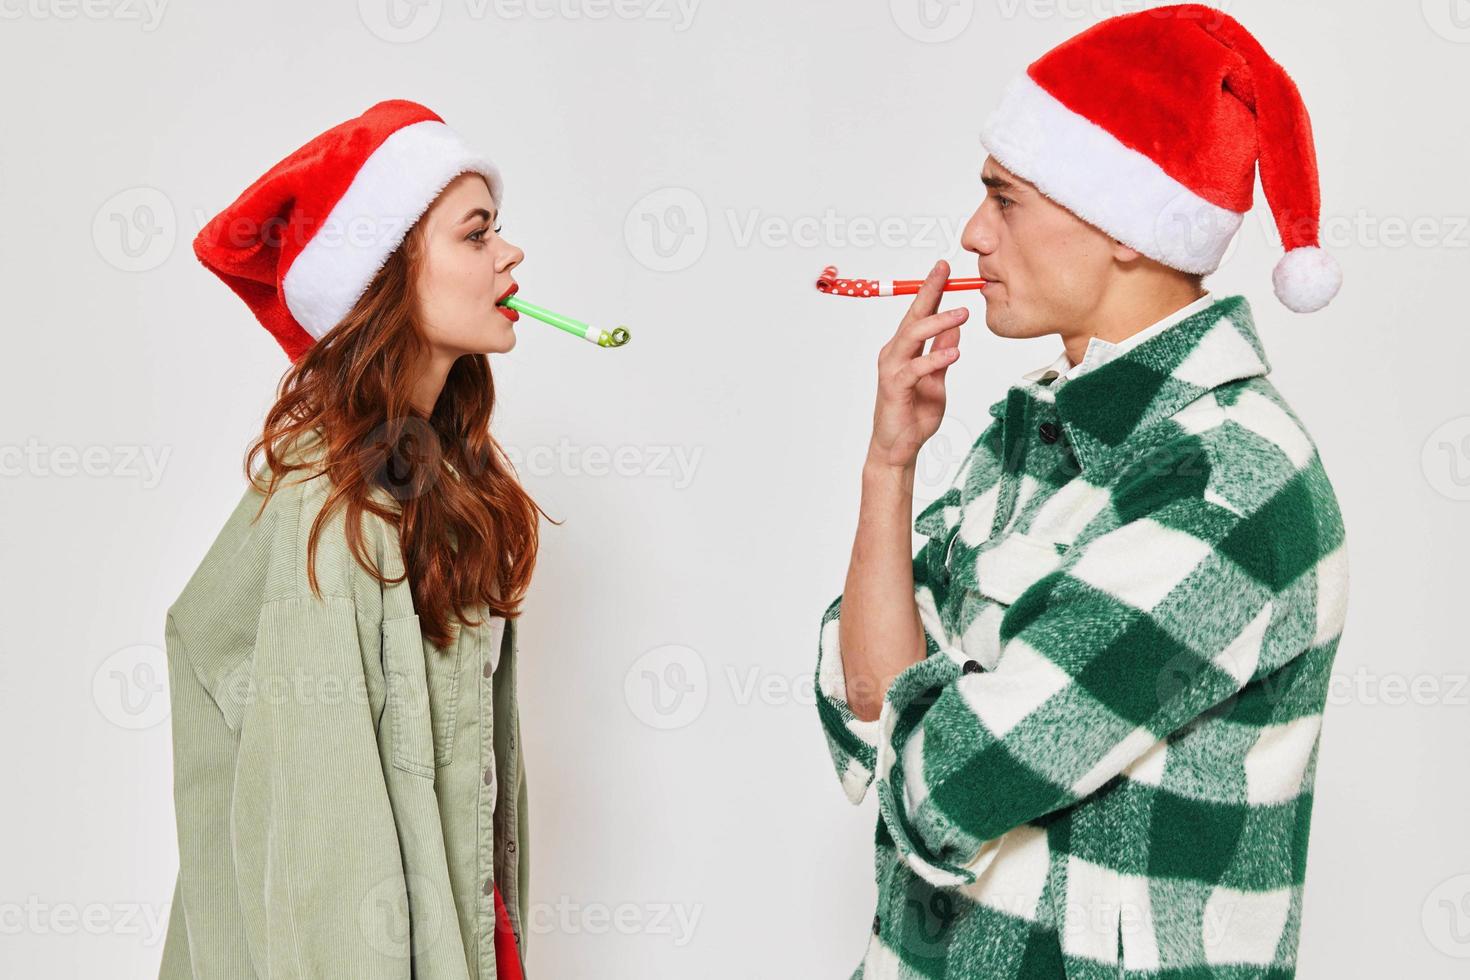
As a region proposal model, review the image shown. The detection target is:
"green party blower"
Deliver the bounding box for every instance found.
[501,294,631,348]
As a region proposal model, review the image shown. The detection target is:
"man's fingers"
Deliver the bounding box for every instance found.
[902,306,968,347]
[895,260,950,343]
[929,323,961,353]
[897,345,961,388]
[880,307,967,372]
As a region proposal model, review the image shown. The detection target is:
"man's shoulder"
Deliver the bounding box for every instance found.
[1147,374,1343,531]
[1169,374,1324,464]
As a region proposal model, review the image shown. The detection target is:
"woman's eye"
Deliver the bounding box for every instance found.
[469,227,487,242]
[492,222,503,234]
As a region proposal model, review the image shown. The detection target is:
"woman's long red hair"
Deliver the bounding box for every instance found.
[244,209,550,650]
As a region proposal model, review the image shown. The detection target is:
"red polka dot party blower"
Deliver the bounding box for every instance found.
[814,265,987,298]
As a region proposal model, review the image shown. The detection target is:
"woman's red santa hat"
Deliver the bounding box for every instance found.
[193,99,502,361]
[979,3,1341,313]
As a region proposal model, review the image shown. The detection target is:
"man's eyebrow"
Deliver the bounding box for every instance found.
[981,173,1019,192]
[459,207,492,224]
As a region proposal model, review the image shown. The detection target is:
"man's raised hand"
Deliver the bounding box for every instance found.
[867,259,967,472]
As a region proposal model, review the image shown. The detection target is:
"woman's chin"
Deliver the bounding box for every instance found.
[481,323,517,354]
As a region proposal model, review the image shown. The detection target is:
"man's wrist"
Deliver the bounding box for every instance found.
[862,454,916,495]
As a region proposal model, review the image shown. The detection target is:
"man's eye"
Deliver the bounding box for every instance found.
[996,195,1013,210]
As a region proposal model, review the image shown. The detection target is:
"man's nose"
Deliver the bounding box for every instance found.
[964,202,999,255]
[962,206,996,255]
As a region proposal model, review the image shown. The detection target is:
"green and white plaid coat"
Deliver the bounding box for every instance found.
[815,295,1349,979]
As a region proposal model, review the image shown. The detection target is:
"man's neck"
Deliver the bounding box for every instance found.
[1061,282,1209,368]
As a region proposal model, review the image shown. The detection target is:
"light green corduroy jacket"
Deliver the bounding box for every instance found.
[157,431,530,979]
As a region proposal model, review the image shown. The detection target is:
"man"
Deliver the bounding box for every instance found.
[814,5,1349,978]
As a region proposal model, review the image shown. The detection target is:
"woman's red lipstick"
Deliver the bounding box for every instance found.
[496,283,520,322]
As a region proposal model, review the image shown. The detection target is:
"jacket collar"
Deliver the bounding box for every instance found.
[986,294,1271,472]
[1019,291,1218,386]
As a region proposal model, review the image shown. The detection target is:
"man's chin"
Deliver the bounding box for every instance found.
[984,306,1051,342]
[982,301,1022,339]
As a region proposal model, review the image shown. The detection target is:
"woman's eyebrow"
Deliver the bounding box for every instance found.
[459,207,492,224]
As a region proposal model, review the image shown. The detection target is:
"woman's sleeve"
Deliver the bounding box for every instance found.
[228,594,410,977]
[870,439,1348,888]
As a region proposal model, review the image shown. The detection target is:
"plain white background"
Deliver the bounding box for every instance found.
[2,0,1467,976]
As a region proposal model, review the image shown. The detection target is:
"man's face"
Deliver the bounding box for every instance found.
[961,156,1122,339]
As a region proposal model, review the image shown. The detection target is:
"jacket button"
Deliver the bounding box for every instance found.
[1038,421,1060,444]
[484,766,494,786]
[483,877,493,896]
[484,659,493,678]
[872,913,881,935]
[506,841,517,854]
[962,660,982,675]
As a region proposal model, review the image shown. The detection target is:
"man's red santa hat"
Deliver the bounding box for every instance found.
[979,3,1340,313]
[193,99,501,361]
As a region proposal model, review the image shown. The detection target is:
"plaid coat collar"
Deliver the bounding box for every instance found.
[1018,291,1218,387]
[984,294,1271,473]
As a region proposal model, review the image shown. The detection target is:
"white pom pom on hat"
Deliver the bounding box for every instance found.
[978,4,1340,313]
[1273,246,1341,313]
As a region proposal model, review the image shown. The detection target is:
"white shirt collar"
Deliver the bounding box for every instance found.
[1021,292,1216,385]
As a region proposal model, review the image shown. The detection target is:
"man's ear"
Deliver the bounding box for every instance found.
[1110,238,1143,263]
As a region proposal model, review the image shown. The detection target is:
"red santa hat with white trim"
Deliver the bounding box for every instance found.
[194,99,502,361]
[979,3,1341,313]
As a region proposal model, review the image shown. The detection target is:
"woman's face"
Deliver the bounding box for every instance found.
[414,171,525,356]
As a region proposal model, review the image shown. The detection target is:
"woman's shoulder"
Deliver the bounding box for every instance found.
[171,430,403,627]
[258,426,402,544]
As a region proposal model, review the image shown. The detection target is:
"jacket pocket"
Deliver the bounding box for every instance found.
[382,614,436,778]
[973,531,1069,607]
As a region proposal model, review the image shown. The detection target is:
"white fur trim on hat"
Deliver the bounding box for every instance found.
[1271,246,1341,313]
[979,73,1243,275]
[282,119,503,339]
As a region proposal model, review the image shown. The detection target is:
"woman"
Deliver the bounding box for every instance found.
[158,100,546,979]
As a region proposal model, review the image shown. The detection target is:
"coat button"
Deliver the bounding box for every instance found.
[506,841,517,854]
[483,877,493,896]
[872,913,881,935]
[1038,421,1060,444]
[484,766,494,786]
[484,659,492,678]
[962,660,982,675]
